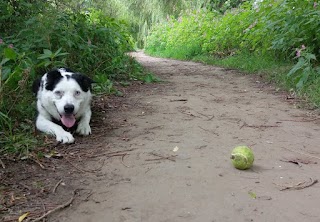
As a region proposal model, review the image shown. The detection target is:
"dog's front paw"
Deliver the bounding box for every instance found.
[56,131,75,144]
[76,123,91,136]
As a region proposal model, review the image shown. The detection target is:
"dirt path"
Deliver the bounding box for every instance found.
[48,51,320,221]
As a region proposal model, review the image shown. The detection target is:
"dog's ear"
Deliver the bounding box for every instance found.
[45,69,63,91]
[32,78,41,95]
[72,73,95,92]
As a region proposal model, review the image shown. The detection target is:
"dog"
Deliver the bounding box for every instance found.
[33,68,94,143]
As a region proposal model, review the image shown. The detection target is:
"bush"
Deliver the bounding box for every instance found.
[146,0,320,90]
[146,10,218,59]
[0,1,149,156]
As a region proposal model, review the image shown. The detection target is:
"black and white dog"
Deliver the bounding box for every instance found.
[33,68,94,143]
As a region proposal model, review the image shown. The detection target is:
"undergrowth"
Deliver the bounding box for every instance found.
[0,1,157,157]
[145,0,320,108]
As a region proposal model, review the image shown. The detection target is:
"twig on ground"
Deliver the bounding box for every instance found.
[89,148,136,159]
[280,118,320,122]
[146,153,177,162]
[281,147,320,161]
[78,189,93,201]
[275,178,318,191]
[65,157,87,173]
[40,199,46,216]
[19,182,32,191]
[240,122,280,129]
[145,125,163,131]
[31,158,45,169]
[52,179,63,193]
[177,110,198,118]
[91,158,106,171]
[196,145,208,150]
[66,157,106,173]
[170,99,188,102]
[198,126,219,136]
[195,111,214,120]
[132,98,141,107]
[120,154,131,168]
[107,153,129,158]
[0,158,5,168]
[145,158,168,162]
[196,111,213,120]
[27,189,77,222]
[280,159,302,167]
[279,157,317,167]
[239,175,259,179]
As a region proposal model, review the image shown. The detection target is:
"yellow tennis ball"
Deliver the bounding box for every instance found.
[231,146,254,170]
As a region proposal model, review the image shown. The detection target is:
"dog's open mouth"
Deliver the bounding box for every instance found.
[61,114,76,128]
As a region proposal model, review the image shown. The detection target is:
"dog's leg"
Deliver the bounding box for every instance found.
[36,115,75,143]
[76,108,92,136]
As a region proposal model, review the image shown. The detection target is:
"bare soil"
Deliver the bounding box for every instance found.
[2,51,320,222]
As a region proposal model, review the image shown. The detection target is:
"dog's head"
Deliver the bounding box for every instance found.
[35,68,94,128]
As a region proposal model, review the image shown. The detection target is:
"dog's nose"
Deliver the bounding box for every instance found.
[64,104,74,114]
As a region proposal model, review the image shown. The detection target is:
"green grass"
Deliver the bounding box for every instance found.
[305,78,320,107]
[0,134,40,157]
[193,53,286,73]
[193,52,295,89]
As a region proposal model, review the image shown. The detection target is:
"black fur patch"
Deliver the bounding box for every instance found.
[71,73,94,92]
[64,68,74,73]
[32,78,42,94]
[45,70,63,91]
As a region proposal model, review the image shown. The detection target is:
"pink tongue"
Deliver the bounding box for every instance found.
[61,115,76,128]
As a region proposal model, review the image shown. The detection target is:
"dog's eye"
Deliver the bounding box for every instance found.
[54,91,63,96]
[74,91,81,96]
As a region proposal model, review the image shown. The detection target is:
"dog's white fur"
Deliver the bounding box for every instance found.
[34,68,93,143]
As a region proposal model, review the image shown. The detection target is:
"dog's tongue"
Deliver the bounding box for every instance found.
[61,115,76,128]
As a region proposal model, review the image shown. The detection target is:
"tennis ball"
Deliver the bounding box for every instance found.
[231,146,254,170]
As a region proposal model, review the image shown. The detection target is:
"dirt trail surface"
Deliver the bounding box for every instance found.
[2,51,320,222]
[54,51,320,222]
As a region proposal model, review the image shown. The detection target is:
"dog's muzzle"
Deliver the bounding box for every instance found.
[64,104,74,114]
[61,104,76,128]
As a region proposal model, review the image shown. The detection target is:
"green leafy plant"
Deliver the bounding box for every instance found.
[288,49,317,89]
[94,74,117,94]
[37,48,69,68]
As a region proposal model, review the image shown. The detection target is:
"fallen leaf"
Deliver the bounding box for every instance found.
[44,151,63,159]
[18,212,29,222]
[248,191,256,199]
[276,177,318,191]
[173,146,179,152]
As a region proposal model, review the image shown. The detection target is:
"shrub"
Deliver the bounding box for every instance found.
[146,0,319,89]
[146,10,218,59]
[0,1,149,155]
